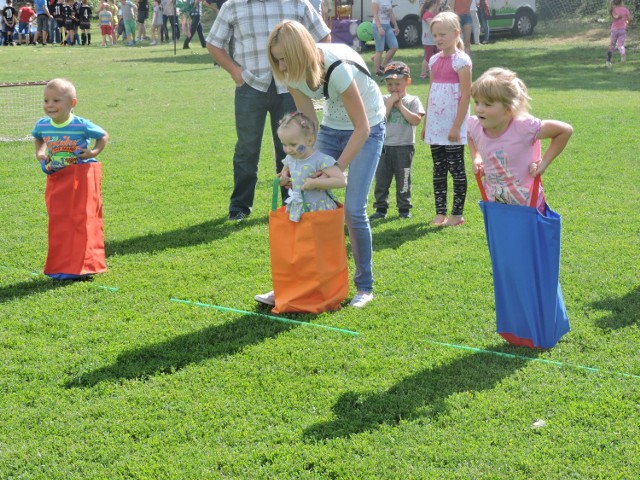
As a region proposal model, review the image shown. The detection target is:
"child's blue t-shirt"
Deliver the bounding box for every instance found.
[32,114,106,172]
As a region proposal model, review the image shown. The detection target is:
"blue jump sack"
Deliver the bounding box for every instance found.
[476,173,570,349]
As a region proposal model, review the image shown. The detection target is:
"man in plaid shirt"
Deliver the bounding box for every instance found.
[206,0,330,221]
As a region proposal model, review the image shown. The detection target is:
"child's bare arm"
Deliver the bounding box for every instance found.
[35,138,48,161]
[468,137,483,175]
[76,132,110,160]
[449,65,471,142]
[301,165,346,191]
[395,99,424,126]
[278,166,290,187]
[530,120,573,176]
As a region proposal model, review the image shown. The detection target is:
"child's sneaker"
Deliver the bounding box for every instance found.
[369,210,386,220]
[254,291,275,306]
[621,54,626,62]
[349,292,374,308]
[399,210,411,219]
[606,61,612,68]
[150,40,156,46]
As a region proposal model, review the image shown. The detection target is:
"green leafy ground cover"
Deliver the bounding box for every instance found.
[0,22,638,479]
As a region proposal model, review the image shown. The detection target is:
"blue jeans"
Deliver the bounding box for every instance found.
[373,23,398,52]
[478,8,490,43]
[315,121,385,293]
[231,80,295,215]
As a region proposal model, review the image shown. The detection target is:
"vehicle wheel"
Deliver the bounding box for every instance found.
[512,11,534,36]
[398,18,420,48]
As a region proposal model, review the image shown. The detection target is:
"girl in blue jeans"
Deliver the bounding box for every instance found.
[264,20,386,309]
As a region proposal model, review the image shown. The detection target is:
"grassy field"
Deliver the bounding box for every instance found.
[1,22,639,479]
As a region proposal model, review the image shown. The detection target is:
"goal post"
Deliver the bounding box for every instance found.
[0,81,49,142]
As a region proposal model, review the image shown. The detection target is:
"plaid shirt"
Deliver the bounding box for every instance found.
[206,0,330,93]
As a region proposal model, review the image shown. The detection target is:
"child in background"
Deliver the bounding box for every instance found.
[606,0,632,67]
[33,78,110,279]
[78,0,91,44]
[119,0,137,46]
[254,111,347,306]
[51,0,65,44]
[3,0,17,46]
[62,0,76,45]
[468,68,573,212]
[150,0,162,44]
[422,11,471,226]
[370,62,425,220]
[99,2,113,46]
[420,0,439,79]
[108,0,118,45]
[18,1,36,45]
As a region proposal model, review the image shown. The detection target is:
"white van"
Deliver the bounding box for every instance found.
[348,0,538,48]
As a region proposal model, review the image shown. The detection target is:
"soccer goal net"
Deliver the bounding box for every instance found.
[0,81,48,142]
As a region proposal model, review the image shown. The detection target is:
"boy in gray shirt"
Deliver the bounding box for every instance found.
[371,62,425,220]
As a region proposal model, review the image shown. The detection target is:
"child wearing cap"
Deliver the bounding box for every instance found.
[370,62,425,220]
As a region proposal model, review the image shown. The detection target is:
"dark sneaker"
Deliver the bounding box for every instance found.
[369,211,387,220]
[399,211,412,219]
[228,211,247,221]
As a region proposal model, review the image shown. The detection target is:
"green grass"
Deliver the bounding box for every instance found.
[1,23,639,479]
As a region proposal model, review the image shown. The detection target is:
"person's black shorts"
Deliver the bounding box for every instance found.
[37,14,50,32]
[80,21,91,30]
[65,19,74,30]
[137,11,148,23]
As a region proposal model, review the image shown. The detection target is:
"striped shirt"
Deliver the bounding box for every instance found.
[206,0,330,93]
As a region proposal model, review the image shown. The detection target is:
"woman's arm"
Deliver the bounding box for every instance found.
[449,64,471,142]
[302,165,346,190]
[335,81,370,171]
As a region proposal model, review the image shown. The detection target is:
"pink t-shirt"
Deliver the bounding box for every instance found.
[611,6,630,30]
[468,114,546,211]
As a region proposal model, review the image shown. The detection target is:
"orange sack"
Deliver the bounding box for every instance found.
[44,163,107,280]
[268,182,348,314]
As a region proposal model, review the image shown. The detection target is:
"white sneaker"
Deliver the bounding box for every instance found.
[254,291,275,306]
[349,292,374,308]
[606,61,612,68]
[621,54,626,63]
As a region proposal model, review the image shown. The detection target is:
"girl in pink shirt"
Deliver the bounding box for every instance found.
[606,0,633,67]
[422,12,472,226]
[468,68,573,213]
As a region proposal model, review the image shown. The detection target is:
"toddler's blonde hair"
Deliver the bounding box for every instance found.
[429,11,465,52]
[278,111,317,140]
[45,78,77,100]
[470,67,531,116]
[267,20,324,91]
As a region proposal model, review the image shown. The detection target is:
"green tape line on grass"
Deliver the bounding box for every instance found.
[169,298,360,337]
[426,339,640,380]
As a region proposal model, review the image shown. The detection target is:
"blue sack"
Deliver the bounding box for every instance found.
[477,174,570,349]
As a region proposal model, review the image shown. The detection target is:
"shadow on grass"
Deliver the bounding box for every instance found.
[105,215,262,257]
[303,344,536,440]
[116,53,211,65]
[371,221,442,251]
[65,314,294,388]
[0,277,70,304]
[593,285,640,330]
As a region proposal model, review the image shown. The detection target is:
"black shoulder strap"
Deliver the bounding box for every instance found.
[323,59,372,99]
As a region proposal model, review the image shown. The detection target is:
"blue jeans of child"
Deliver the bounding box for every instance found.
[231,81,294,215]
[315,121,385,293]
